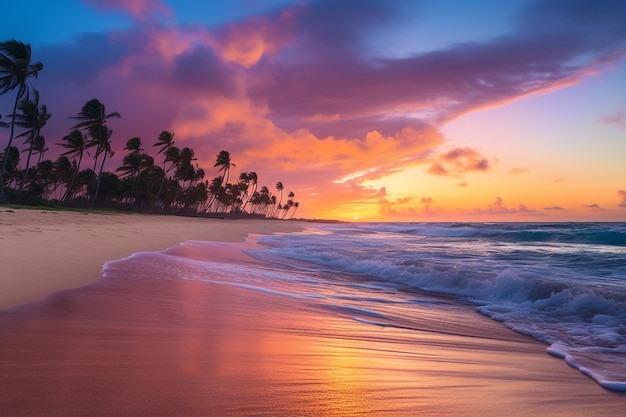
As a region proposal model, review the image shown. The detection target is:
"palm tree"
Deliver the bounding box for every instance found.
[0,145,19,197]
[153,130,175,201]
[154,130,175,155]
[280,192,296,219]
[214,150,235,184]
[32,135,48,164]
[89,125,114,209]
[177,148,200,208]
[0,40,43,201]
[274,181,284,217]
[289,201,300,219]
[70,98,120,173]
[70,99,120,209]
[58,129,87,201]
[50,156,74,200]
[121,137,143,200]
[12,89,51,203]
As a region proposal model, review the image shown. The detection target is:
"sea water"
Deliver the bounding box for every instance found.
[104,222,626,392]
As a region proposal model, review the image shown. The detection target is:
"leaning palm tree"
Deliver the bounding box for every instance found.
[153,130,175,201]
[274,181,284,217]
[154,130,175,155]
[0,145,20,196]
[32,135,48,164]
[57,129,87,201]
[70,98,120,173]
[13,89,52,203]
[0,40,43,200]
[70,99,120,209]
[239,171,258,213]
[89,125,114,209]
[121,137,143,200]
[214,150,235,184]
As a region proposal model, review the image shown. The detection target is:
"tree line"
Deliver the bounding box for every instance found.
[0,39,299,219]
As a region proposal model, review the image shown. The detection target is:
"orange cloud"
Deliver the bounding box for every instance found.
[618,190,626,207]
[209,10,297,67]
[584,204,605,211]
[378,197,444,218]
[509,167,528,175]
[427,147,491,177]
[244,124,444,183]
[465,196,537,216]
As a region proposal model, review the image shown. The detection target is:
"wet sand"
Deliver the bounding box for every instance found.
[0,209,624,416]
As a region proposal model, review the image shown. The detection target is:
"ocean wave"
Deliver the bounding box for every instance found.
[358,222,626,247]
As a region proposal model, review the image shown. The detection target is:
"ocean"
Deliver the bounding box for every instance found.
[103,222,626,393]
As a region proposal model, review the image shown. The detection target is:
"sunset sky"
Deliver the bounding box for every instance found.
[1,0,625,221]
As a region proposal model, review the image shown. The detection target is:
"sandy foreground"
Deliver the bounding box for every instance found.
[0,208,301,309]
[0,208,624,416]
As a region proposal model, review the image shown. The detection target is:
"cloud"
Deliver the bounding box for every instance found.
[584,203,605,211]
[466,196,537,216]
[544,206,566,211]
[509,167,528,175]
[618,190,626,207]
[84,0,172,20]
[378,197,443,218]
[427,147,490,176]
[599,112,625,128]
[420,197,433,204]
[457,182,468,188]
[209,9,297,68]
[249,0,626,137]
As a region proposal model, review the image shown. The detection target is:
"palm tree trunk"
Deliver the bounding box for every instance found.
[17,141,35,204]
[89,151,108,210]
[64,154,82,202]
[0,83,25,202]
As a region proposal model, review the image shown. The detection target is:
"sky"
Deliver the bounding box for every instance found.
[1,0,625,222]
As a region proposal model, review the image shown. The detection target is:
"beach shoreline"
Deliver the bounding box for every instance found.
[0,208,303,310]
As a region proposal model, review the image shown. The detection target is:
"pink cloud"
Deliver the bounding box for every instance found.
[584,203,605,211]
[378,197,443,218]
[618,190,626,207]
[84,0,172,19]
[466,197,537,216]
[509,167,528,175]
[599,112,625,128]
[209,10,297,68]
[427,147,491,177]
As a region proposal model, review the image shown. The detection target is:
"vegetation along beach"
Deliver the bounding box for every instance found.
[1,0,625,416]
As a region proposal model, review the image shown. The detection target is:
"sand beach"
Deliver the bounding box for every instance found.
[0,209,624,416]
[0,208,301,309]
